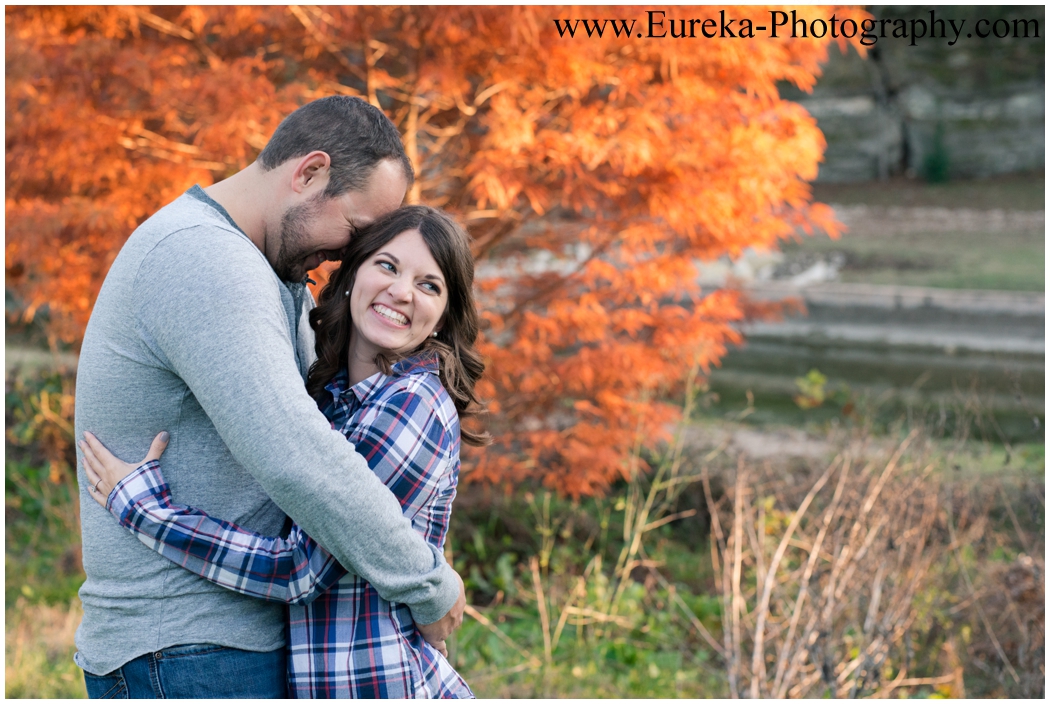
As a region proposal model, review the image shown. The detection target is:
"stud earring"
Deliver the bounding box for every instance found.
[431,331,439,338]
[344,290,350,297]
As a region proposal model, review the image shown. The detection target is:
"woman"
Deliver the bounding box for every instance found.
[81,205,487,698]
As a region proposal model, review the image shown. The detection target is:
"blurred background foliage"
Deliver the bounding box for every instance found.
[6,361,1043,697]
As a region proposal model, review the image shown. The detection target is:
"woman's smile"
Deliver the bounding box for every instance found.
[370,303,409,327]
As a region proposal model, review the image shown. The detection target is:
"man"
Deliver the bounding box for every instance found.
[74,96,465,698]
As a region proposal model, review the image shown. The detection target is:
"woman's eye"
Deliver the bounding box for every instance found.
[378,261,396,272]
[421,282,440,294]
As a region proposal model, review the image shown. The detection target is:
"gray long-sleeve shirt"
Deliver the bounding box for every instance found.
[74,187,459,675]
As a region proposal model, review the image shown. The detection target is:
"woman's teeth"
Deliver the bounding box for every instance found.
[373,304,408,325]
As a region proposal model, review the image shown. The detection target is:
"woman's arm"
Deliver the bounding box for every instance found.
[110,462,346,605]
[346,382,459,549]
[82,433,346,605]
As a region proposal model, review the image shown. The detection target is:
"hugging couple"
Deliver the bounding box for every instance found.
[74,96,487,698]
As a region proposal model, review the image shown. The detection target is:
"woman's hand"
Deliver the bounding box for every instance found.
[81,431,169,509]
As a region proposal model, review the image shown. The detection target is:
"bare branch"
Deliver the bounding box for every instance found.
[287,5,366,82]
[750,455,840,697]
[134,9,221,67]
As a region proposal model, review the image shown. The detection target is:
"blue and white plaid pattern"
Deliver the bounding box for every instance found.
[107,353,473,698]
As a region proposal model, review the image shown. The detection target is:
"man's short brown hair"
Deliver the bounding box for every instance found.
[259,96,413,198]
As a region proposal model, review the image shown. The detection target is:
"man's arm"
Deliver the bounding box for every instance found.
[133,229,460,626]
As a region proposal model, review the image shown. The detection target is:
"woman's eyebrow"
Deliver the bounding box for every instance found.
[422,273,445,284]
[375,251,400,264]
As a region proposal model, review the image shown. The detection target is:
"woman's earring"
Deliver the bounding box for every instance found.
[431,331,439,338]
[344,290,350,297]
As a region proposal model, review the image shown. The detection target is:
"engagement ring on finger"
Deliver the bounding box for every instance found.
[94,478,103,493]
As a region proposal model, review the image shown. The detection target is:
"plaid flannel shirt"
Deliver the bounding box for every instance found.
[107,353,473,698]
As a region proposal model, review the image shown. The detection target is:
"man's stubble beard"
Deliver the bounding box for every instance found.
[272,197,322,283]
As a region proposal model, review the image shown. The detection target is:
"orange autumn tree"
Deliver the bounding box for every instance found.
[6,6,855,496]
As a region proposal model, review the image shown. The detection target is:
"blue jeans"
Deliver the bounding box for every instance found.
[82,643,287,699]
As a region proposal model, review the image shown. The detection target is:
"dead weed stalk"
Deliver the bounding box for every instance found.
[706,429,988,698]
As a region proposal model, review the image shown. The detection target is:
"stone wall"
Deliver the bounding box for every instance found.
[784,5,1045,182]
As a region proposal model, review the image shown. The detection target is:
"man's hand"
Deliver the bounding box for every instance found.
[417,570,465,658]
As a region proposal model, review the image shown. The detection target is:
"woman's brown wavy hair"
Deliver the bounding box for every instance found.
[306,205,490,446]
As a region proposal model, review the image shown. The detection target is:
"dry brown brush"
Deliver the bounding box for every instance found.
[701,430,1043,698]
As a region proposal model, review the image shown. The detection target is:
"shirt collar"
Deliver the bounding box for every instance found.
[324,351,440,404]
[186,185,245,235]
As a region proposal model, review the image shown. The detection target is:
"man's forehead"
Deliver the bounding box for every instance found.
[357,160,409,211]
[339,196,382,228]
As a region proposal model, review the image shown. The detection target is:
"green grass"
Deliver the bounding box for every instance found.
[5,594,87,699]
[796,173,1046,291]
[448,589,725,697]
[785,226,1045,292]
[703,363,1044,448]
[441,481,726,697]
[5,490,87,699]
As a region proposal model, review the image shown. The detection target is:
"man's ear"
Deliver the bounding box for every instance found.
[290,151,332,194]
